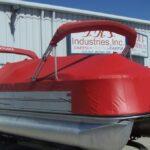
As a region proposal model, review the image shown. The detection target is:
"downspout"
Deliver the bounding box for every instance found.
[40,10,44,56]
[51,11,56,48]
[51,11,58,80]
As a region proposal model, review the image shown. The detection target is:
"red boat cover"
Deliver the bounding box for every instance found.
[0,54,150,116]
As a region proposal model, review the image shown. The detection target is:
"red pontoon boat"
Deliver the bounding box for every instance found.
[0,20,149,150]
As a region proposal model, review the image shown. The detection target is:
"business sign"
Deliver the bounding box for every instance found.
[67,31,148,57]
[131,33,148,57]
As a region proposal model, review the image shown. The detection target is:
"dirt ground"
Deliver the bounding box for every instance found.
[123,137,150,150]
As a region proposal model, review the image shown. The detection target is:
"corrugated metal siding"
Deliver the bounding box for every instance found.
[0,5,53,64]
[0,3,150,65]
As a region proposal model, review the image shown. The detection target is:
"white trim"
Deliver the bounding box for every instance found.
[0,0,150,25]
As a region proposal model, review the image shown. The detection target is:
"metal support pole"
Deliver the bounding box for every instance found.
[31,45,53,81]
[122,45,131,57]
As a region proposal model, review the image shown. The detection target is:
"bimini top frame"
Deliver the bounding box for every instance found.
[32,20,137,81]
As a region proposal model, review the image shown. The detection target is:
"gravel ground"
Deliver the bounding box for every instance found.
[123,138,150,150]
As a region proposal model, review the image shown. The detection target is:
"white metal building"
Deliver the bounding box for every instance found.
[0,0,150,66]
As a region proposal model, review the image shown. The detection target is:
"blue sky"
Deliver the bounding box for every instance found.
[26,0,150,20]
